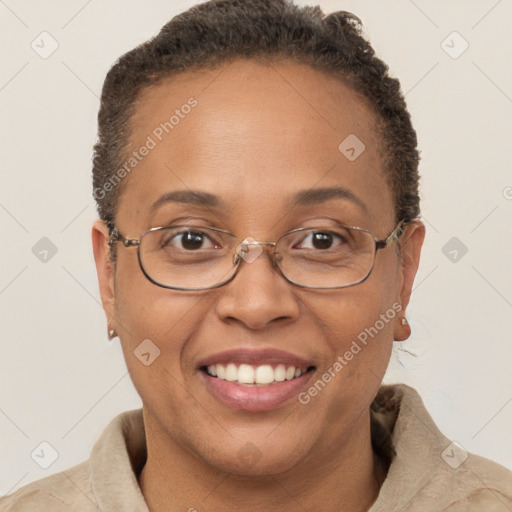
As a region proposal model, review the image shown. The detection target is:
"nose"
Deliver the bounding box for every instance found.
[215,243,300,330]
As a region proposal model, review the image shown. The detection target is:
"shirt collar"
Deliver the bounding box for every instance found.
[88,384,445,511]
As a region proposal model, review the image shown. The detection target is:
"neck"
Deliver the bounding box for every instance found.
[139,410,386,512]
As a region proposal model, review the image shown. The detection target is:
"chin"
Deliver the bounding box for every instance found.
[210,451,305,478]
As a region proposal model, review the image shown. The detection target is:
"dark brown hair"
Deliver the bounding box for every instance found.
[92,0,420,232]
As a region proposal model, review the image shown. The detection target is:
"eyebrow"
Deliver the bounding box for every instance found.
[149,186,366,213]
[149,190,225,213]
[291,186,367,212]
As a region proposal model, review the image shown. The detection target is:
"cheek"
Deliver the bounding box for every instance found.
[304,260,399,389]
[112,256,205,389]
[114,252,195,339]
[114,289,209,428]
[311,263,398,348]
[299,292,396,429]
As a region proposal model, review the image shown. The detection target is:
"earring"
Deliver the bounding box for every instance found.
[395,314,411,342]
[108,319,117,340]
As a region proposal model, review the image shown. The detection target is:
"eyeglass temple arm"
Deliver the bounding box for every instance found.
[107,222,140,247]
[375,219,408,250]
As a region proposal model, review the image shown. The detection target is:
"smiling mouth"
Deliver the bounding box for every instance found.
[200,363,316,386]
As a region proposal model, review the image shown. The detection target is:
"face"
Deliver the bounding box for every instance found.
[93,59,424,476]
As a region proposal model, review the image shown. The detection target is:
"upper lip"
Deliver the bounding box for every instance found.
[197,348,316,369]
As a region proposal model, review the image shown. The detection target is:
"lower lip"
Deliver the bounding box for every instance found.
[199,370,315,411]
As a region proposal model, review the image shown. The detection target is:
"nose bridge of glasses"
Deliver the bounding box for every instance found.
[233,238,278,266]
[240,239,275,248]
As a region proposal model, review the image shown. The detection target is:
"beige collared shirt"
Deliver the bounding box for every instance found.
[2,384,511,511]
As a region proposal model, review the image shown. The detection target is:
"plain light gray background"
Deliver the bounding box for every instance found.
[1,0,511,494]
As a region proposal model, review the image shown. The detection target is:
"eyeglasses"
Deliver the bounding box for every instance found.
[107,220,408,291]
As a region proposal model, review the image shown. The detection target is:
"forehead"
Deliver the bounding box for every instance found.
[119,59,392,232]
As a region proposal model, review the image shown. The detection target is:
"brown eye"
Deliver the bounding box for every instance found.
[160,228,221,252]
[180,231,206,250]
[296,230,347,250]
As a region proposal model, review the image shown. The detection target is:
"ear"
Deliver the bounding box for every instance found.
[394,220,425,341]
[92,220,116,328]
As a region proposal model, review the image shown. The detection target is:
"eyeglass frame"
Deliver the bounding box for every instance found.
[106,219,410,291]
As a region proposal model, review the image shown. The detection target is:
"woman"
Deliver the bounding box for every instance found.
[2,0,510,510]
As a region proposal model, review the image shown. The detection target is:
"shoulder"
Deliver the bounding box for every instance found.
[1,408,147,512]
[439,451,512,511]
[0,461,98,512]
[371,384,512,511]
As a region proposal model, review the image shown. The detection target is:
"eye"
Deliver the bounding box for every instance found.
[295,230,348,250]
[163,229,221,251]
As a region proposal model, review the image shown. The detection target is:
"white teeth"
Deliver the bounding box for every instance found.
[274,364,286,382]
[216,364,226,379]
[225,363,238,381]
[205,363,308,385]
[255,365,274,384]
[238,364,254,384]
[285,366,295,380]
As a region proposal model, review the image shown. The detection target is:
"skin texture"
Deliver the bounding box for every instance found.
[92,59,425,511]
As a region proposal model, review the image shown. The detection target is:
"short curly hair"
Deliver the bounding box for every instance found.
[92,0,420,233]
